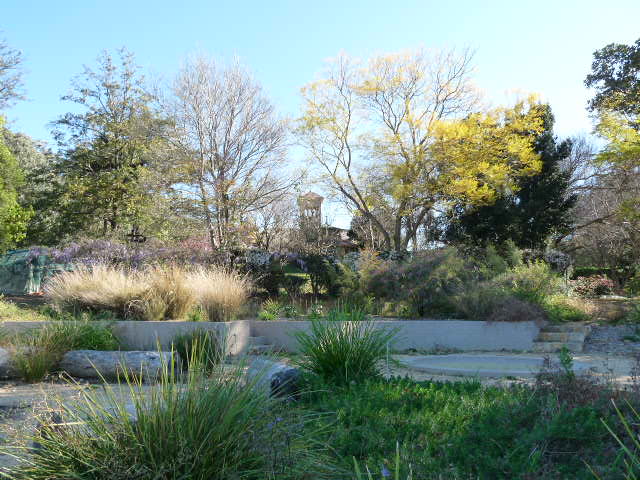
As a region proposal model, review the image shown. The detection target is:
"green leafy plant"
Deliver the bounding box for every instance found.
[258,299,281,321]
[307,302,324,320]
[280,304,299,319]
[294,306,398,385]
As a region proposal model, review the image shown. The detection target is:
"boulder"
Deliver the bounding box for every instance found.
[0,347,17,379]
[246,357,302,399]
[59,350,178,381]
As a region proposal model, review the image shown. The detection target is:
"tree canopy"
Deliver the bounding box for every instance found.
[297,49,545,251]
[444,105,577,249]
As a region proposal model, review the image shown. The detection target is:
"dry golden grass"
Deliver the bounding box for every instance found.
[44,265,250,322]
[185,267,252,322]
[141,266,197,321]
[44,266,148,318]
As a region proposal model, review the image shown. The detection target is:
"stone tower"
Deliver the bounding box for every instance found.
[297,192,323,228]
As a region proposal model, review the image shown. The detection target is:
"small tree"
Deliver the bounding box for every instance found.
[53,48,164,237]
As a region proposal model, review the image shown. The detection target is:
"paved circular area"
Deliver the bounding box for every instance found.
[400,353,594,377]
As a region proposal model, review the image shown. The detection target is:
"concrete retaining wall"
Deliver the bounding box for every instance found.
[1,319,540,353]
[251,320,540,352]
[0,320,251,356]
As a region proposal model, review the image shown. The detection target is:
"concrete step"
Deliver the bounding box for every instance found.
[536,332,587,343]
[541,324,590,334]
[248,336,269,346]
[532,341,584,353]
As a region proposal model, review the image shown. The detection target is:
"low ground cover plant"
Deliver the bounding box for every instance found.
[0,321,119,382]
[295,369,636,479]
[44,265,251,322]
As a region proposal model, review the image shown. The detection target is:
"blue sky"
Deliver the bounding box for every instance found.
[2,0,639,227]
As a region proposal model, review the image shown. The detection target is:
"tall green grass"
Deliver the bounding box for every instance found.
[294,305,398,385]
[3,354,336,479]
[1,321,119,382]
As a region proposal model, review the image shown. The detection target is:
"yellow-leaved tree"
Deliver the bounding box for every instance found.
[297,48,545,251]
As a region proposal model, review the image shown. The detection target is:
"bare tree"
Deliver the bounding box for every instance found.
[251,194,298,251]
[165,55,296,249]
[0,36,24,109]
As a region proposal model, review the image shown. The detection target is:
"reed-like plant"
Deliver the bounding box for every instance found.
[353,442,413,480]
[141,266,197,321]
[45,266,251,322]
[4,321,119,382]
[294,305,399,385]
[3,353,335,479]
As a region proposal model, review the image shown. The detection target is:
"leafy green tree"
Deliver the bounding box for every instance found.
[444,105,576,249]
[585,38,640,227]
[1,128,64,245]
[585,37,640,116]
[53,48,165,238]
[0,118,31,252]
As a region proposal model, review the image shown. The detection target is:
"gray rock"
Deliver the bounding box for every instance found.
[59,350,178,381]
[246,357,302,399]
[0,347,16,379]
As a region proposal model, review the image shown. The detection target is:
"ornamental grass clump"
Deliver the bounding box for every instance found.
[45,266,251,321]
[186,267,251,322]
[2,321,119,382]
[3,354,335,479]
[295,305,399,385]
[44,266,148,318]
[141,266,197,321]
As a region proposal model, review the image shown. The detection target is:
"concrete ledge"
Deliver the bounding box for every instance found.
[0,319,539,354]
[250,319,540,352]
[0,320,251,356]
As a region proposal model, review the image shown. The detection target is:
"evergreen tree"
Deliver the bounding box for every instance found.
[444,105,576,249]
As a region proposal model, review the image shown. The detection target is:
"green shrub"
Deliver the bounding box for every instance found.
[172,328,223,373]
[281,274,308,297]
[541,295,590,323]
[280,304,299,318]
[452,282,511,320]
[294,306,398,385]
[258,298,281,321]
[625,268,640,296]
[302,254,342,296]
[494,261,563,304]
[5,357,335,479]
[364,249,474,317]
